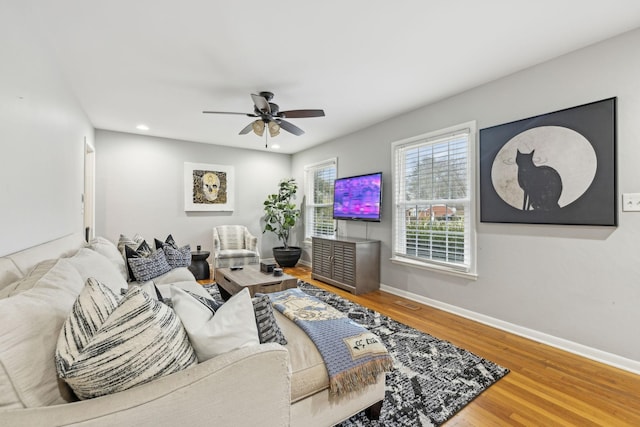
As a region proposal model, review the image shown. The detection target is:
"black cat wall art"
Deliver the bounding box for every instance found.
[479,98,617,226]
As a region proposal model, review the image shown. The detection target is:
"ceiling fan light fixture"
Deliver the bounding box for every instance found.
[268,121,280,137]
[252,120,265,136]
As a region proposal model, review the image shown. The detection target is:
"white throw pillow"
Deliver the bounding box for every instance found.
[56,279,197,400]
[170,286,259,362]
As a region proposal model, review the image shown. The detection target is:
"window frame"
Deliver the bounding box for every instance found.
[391,121,477,279]
[304,158,337,242]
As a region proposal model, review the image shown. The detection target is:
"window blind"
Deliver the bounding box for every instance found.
[394,129,471,271]
[305,159,337,239]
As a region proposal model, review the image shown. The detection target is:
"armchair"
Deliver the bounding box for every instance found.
[212,225,260,268]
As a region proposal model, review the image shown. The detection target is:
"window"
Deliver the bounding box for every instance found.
[392,122,476,277]
[304,158,337,240]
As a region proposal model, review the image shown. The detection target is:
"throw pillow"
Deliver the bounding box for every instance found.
[163,244,192,268]
[116,233,146,256]
[252,294,288,345]
[56,279,197,400]
[170,286,259,362]
[154,234,177,250]
[119,235,151,280]
[127,247,171,282]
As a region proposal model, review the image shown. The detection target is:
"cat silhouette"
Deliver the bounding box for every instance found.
[516,149,563,211]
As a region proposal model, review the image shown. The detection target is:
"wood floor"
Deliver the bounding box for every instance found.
[284,266,640,427]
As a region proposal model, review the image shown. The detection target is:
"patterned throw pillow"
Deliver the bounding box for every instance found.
[117,233,145,256]
[164,244,192,268]
[123,239,153,281]
[185,290,222,312]
[56,278,197,400]
[154,234,178,250]
[127,247,172,282]
[252,294,288,345]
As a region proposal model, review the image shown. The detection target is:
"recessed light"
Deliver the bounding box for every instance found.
[136,124,149,131]
[271,144,280,150]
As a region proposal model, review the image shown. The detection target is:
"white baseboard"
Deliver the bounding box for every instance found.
[380,284,640,375]
[298,259,311,268]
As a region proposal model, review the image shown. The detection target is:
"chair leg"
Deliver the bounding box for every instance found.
[364,400,383,420]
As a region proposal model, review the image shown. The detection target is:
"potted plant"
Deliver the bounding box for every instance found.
[263,178,302,267]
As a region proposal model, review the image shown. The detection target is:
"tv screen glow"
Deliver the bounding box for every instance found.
[333,172,382,221]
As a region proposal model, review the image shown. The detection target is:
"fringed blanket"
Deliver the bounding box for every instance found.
[269,288,393,395]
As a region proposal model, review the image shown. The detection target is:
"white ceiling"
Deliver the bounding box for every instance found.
[23,1,640,153]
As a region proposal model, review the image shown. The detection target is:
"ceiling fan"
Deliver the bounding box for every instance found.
[203,91,325,137]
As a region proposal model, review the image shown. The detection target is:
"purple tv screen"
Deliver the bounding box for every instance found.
[333,172,382,221]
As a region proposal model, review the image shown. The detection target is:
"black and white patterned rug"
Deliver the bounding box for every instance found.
[206,282,508,427]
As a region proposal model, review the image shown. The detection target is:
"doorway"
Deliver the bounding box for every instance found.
[84,139,95,242]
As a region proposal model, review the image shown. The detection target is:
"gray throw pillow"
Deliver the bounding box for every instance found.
[127,248,172,282]
[164,244,192,268]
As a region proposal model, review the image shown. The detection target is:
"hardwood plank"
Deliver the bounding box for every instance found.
[285,266,640,426]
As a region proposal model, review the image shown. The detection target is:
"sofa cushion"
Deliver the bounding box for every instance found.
[127,247,172,282]
[273,310,329,403]
[170,286,259,362]
[0,258,22,293]
[0,258,59,298]
[87,236,128,281]
[66,248,128,295]
[0,258,85,409]
[56,279,197,400]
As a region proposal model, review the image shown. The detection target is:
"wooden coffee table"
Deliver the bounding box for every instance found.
[214,265,298,300]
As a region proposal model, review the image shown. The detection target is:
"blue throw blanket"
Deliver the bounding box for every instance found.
[269,288,393,395]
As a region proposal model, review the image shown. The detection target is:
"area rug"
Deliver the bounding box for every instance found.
[205,282,509,426]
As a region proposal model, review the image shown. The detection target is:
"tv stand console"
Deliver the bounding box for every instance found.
[311,236,380,295]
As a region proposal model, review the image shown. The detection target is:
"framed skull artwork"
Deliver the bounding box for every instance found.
[184,162,234,211]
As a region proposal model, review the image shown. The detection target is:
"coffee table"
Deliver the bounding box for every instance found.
[214,265,298,300]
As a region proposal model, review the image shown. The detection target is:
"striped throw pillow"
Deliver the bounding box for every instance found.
[252,294,288,345]
[56,278,197,400]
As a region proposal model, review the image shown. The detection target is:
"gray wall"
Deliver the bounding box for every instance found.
[293,28,640,365]
[94,130,291,257]
[0,2,94,256]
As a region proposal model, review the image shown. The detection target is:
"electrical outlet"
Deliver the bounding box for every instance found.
[622,193,640,212]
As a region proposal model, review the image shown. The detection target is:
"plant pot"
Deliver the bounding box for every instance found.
[272,246,302,268]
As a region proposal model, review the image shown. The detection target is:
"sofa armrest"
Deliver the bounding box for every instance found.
[1,344,291,427]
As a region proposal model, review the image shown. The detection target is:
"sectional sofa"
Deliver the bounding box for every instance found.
[0,233,385,426]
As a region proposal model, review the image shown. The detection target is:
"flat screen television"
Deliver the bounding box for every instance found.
[333,172,382,222]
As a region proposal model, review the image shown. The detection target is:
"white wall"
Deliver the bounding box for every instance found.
[0,2,94,256]
[293,28,640,365]
[95,130,292,257]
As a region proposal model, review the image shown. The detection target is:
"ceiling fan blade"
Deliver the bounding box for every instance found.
[202,111,256,117]
[251,93,271,114]
[278,109,325,118]
[239,122,254,135]
[277,119,305,136]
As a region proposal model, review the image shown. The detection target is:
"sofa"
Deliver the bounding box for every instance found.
[0,233,385,427]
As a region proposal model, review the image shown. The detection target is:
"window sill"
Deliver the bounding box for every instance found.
[390,257,478,280]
